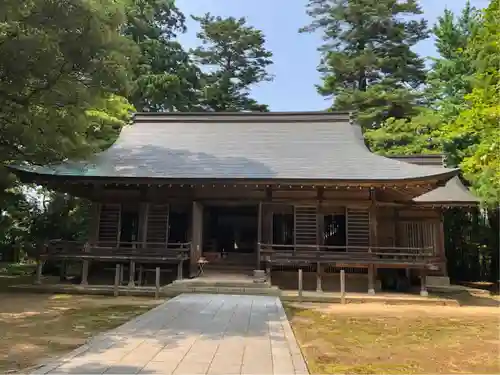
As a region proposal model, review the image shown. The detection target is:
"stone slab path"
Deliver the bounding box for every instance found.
[33,294,309,375]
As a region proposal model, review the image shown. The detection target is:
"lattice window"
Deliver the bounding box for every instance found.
[346,207,370,250]
[98,203,121,244]
[399,221,437,254]
[294,205,318,245]
[146,204,169,246]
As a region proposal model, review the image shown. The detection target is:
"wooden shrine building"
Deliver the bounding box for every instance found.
[9,112,478,295]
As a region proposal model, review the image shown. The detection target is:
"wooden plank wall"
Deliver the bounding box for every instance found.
[377,207,396,247]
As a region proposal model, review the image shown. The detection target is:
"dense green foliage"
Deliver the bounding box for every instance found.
[0,0,136,166]
[124,0,202,111]
[364,0,499,206]
[301,0,429,128]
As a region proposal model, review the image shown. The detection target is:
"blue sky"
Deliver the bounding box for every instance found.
[177,0,488,111]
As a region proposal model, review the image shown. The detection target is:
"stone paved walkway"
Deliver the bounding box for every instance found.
[33,294,309,375]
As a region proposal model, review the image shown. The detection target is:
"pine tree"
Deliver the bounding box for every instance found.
[124,0,203,112]
[301,0,428,128]
[192,14,273,112]
[364,2,480,156]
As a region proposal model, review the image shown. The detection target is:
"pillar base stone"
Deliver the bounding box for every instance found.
[420,290,429,297]
[253,270,266,283]
[368,288,376,295]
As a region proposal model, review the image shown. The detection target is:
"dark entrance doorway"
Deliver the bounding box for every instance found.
[203,205,258,256]
[323,214,347,248]
[120,205,139,246]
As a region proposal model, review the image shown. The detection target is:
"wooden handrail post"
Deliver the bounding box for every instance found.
[177,260,183,281]
[128,260,136,287]
[368,264,375,295]
[155,266,160,299]
[138,265,144,286]
[34,259,43,285]
[340,269,346,304]
[81,242,90,286]
[420,267,428,297]
[298,268,303,301]
[265,255,271,282]
[257,242,261,271]
[114,264,120,297]
[316,262,322,292]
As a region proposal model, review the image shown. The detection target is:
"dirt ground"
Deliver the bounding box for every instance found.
[0,292,161,373]
[286,302,500,374]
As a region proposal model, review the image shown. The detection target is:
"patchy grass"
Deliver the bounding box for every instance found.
[285,303,500,374]
[0,293,160,373]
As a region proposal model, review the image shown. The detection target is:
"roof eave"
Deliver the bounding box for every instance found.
[8,165,458,186]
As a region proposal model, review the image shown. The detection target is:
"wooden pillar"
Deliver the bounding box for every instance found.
[140,202,149,248]
[316,262,323,292]
[438,212,447,276]
[420,268,428,296]
[128,260,135,287]
[369,189,379,249]
[190,201,203,277]
[257,201,263,269]
[263,205,273,244]
[368,188,378,294]
[34,260,43,285]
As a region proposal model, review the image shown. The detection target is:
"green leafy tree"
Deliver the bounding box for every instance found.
[124,0,203,111]
[0,0,137,262]
[192,13,273,112]
[0,184,38,262]
[444,0,500,206]
[86,95,136,151]
[0,0,137,167]
[365,2,480,156]
[301,0,429,128]
[365,109,443,155]
[426,1,480,117]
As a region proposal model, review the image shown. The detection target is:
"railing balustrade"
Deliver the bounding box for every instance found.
[257,242,438,267]
[41,240,191,262]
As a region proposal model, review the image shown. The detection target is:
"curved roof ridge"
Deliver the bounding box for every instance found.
[9,112,459,183]
[133,111,352,123]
